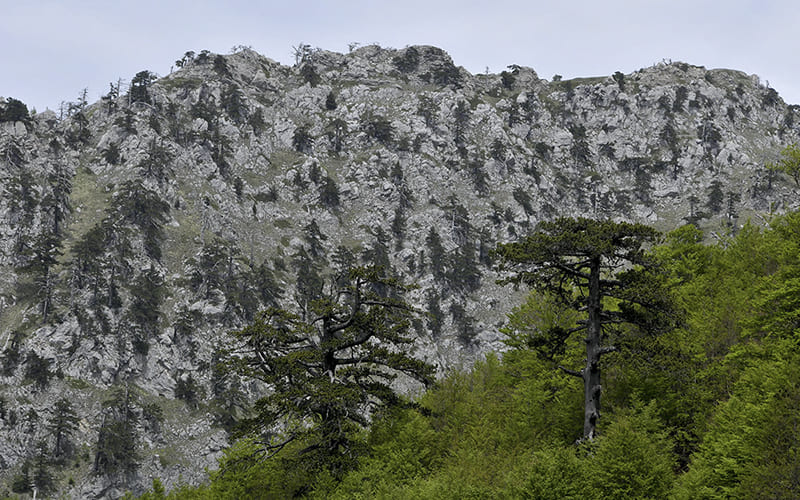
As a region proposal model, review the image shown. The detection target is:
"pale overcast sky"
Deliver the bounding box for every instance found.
[1,0,798,112]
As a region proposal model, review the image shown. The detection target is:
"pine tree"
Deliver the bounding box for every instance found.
[46,398,80,459]
[495,217,675,440]
[231,266,434,478]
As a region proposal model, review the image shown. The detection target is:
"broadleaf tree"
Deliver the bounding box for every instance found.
[768,142,800,186]
[494,217,674,440]
[231,265,435,477]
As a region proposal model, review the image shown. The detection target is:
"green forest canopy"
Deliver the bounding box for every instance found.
[135,213,800,499]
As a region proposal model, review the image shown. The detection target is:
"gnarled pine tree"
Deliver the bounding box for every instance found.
[494,217,673,440]
[231,266,434,476]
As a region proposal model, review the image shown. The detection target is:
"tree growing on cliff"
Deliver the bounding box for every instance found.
[47,398,80,460]
[230,266,434,477]
[494,217,673,440]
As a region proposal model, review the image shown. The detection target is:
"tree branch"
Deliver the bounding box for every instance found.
[598,346,618,356]
[558,365,583,378]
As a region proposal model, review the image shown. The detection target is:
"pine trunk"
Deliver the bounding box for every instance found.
[583,257,602,440]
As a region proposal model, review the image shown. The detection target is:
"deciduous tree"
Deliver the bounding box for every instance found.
[768,142,800,186]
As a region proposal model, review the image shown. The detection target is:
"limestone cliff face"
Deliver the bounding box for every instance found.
[0,45,797,496]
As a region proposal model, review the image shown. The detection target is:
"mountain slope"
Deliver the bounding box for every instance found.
[0,44,797,497]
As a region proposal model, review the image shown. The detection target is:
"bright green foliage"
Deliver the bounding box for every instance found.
[584,405,675,499]
[750,212,800,339]
[153,213,800,499]
[673,355,800,499]
[768,142,800,186]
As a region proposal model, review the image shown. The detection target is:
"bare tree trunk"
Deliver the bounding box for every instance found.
[583,257,602,441]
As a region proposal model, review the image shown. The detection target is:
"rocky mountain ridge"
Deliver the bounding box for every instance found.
[0,44,798,497]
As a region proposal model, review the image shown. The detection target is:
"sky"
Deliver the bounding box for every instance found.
[1,0,799,112]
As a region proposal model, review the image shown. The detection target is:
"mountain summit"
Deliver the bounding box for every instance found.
[0,44,797,496]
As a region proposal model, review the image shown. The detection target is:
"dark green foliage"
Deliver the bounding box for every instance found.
[300,63,321,86]
[213,55,231,77]
[24,352,52,390]
[706,179,725,213]
[362,114,394,145]
[392,47,420,73]
[113,180,170,260]
[137,138,174,184]
[391,205,406,245]
[447,242,482,295]
[129,70,157,104]
[114,108,137,135]
[495,217,673,440]
[612,71,625,91]
[325,91,337,110]
[191,92,218,126]
[221,84,247,123]
[102,81,121,112]
[423,49,461,87]
[512,187,535,216]
[16,232,61,323]
[292,247,324,309]
[452,100,471,145]
[449,303,477,345]
[206,126,233,177]
[634,167,653,203]
[489,138,507,161]
[248,107,266,134]
[231,266,435,478]
[125,266,165,353]
[209,349,247,432]
[1,330,24,376]
[762,87,781,108]
[47,398,80,459]
[425,227,446,281]
[657,94,672,113]
[417,95,438,128]
[1,97,30,122]
[28,441,55,494]
[363,227,392,272]
[698,119,722,159]
[316,175,339,208]
[3,140,27,167]
[195,49,211,64]
[292,124,314,153]
[331,245,358,277]
[673,86,688,111]
[500,71,516,89]
[94,387,139,478]
[569,124,591,164]
[102,142,122,165]
[188,237,241,303]
[465,159,488,196]
[175,373,203,408]
[233,176,244,200]
[65,109,91,147]
[425,289,444,339]
[303,220,328,259]
[70,223,109,290]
